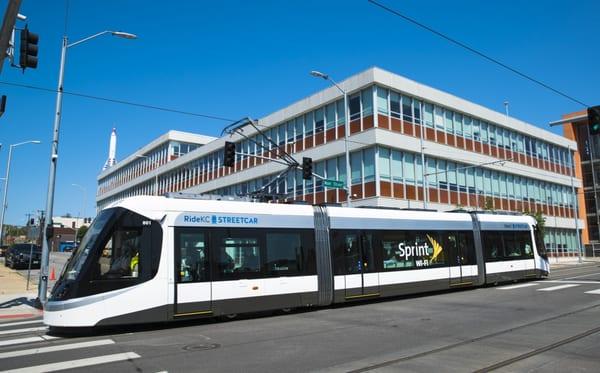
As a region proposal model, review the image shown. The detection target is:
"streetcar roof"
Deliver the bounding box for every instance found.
[108,196,535,231]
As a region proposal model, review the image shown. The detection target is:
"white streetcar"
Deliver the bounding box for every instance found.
[44,194,549,328]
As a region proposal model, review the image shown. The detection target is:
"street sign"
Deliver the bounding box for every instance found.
[323,179,345,189]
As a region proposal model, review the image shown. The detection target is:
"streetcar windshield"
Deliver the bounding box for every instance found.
[63,208,116,281]
[51,207,162,301]
[533,225,548,260]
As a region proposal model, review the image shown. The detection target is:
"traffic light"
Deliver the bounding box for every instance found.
[302,157,313,180]
[19,26,39,70]
[224,141,236,167]
[30,218,34,225]
[589,106,600,136]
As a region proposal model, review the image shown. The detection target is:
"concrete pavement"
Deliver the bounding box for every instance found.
[0,259,40,320]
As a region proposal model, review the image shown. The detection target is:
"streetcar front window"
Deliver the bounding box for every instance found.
[51,207,162,301]
[533,225,548,260]
[64,209,115,281]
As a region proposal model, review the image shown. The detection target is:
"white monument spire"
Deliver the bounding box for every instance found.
[102,127,117,170]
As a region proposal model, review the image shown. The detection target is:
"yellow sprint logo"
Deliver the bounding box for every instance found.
[426,234,443,262]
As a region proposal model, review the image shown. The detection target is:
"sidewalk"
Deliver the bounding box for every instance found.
[549,255,600,270]
[0,260,42,320]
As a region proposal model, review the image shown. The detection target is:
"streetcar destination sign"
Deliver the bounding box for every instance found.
[323,179,345,188]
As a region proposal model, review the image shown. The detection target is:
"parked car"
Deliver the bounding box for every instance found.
[0,245,9,257]
[4,244,41,269]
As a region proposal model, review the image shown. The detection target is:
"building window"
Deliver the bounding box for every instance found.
[337,100,345,126]
[351,151,362,185]
[295,117,303,141]
[364,148,375,183]
[444,110,453,134]
[390,92,401,119]
[315,108,324,134]
[349,94,361,121]
[379,147,391,181]
[391,150,403,182]
[305,112,314,137]
[414,100,422,124]
[402,95,413,123]
[326,103,336,130]
[362,87,373,117]
[404,153,415,184]
[377,87,388,115]
[423,103,434,128]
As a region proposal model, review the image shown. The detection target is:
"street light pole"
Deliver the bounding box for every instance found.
[71,183,86,246]
[310,70,352,207]
[0,140,41,246]
[38,30,137,304]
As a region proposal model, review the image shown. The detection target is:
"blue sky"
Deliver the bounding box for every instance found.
[0,0,597,225]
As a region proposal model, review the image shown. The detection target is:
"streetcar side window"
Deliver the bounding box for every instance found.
[219,236,261,277]
[482,230,535,261]
[504,232,521,258]
[265,232,303,275]
[483,231,503,261]
[517,231,535,259]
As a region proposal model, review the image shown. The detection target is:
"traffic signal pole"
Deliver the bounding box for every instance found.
[38,36,66,305]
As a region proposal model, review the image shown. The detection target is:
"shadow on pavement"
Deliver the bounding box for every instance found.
[0,296,39,309]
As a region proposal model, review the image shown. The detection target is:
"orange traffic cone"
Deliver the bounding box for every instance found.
[49,266,56,281]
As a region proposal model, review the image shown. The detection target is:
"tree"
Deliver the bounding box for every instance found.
[77,225,89,241]
[525,210,546,235]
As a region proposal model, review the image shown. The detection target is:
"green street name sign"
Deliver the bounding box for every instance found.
[323,179,345,188]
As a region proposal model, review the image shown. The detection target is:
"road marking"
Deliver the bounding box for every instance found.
[497,283,539,290]
[537,280,600,284]
[0,327,46,336]
[0,339,114,359]
[0,320,42,328]
[584,289,600,295]
[538,284,580,292]
[0,335,59,347]
[0,351,141,373]
[563,272,600,280]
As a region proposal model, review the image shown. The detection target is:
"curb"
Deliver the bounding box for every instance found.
[0,312,41,320]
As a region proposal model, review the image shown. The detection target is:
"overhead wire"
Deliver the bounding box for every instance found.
[367,0,589,108]
[0,80,237,122]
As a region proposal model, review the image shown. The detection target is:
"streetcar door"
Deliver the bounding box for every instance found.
[449,232,474,286]
[174,229,212,317]
[338,232,379,299]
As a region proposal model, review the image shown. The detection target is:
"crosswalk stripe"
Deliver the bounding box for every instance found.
[0,335,59,347]
[0,327,46,336]
[538,284,580,292]
[0,351,141,373]
[498,283,539,290]
[0,320,42,328]
[0,339,114,359]
[584,289,600,295]
[538,280,600,284]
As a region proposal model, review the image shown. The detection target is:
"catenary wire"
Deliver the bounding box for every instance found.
[367,0,589,108]
[0,80,237,122]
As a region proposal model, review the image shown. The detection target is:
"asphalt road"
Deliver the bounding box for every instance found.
[1,262,600,372]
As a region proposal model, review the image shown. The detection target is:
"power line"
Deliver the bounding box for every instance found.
[368,0,589,108]
[0,80,237,122]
